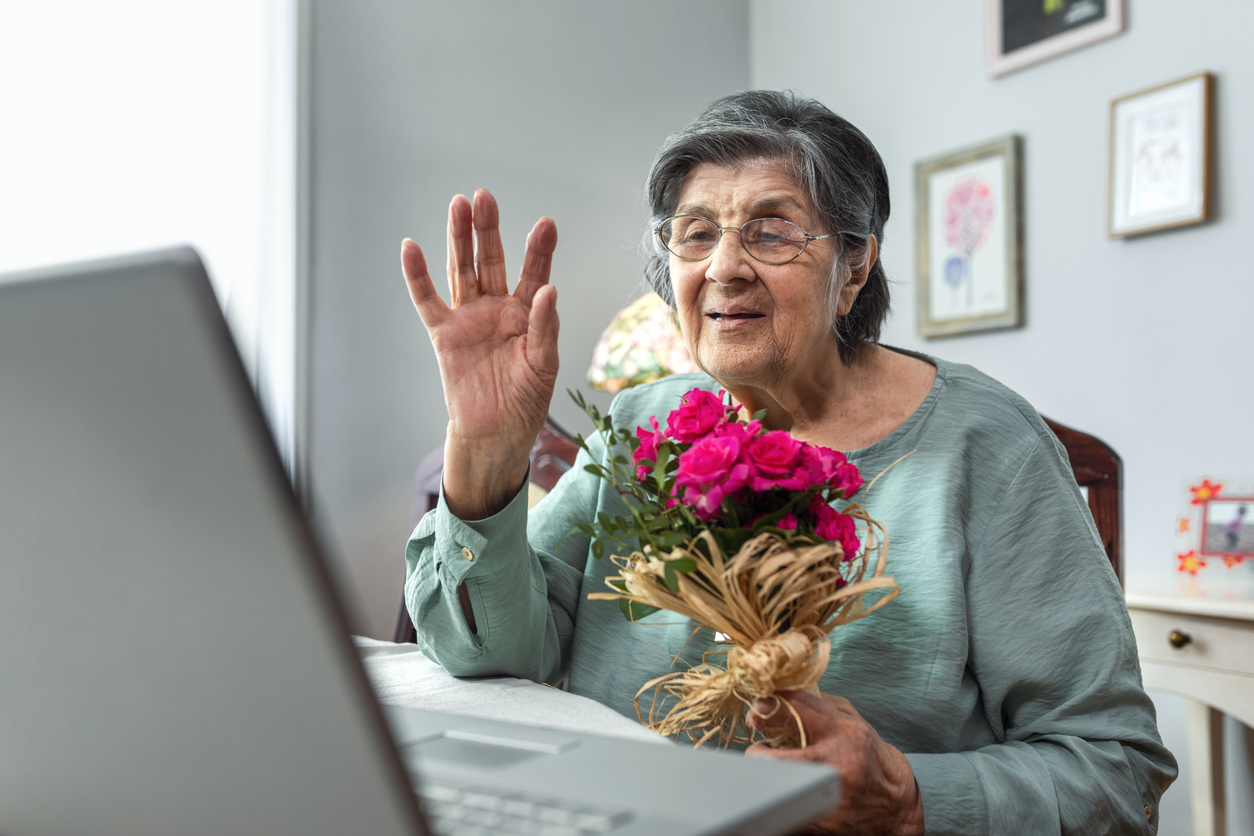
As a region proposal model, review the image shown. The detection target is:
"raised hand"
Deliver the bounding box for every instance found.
[402,189,559,520]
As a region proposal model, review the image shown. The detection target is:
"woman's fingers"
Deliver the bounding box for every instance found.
[516,216,558,306]
[473,189,508,296]
[401,238,448,328]
[748,691,853,737]
[525,284,560,379]
[446,194,478,306]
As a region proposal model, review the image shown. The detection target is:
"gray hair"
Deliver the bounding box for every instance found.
[643,90,891,363]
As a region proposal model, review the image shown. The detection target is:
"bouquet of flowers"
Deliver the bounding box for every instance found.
[571,388,900,748]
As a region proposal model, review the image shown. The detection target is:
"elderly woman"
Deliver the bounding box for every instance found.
[401,91,1175,834]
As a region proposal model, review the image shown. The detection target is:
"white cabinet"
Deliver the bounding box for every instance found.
[1126,592,1254,836]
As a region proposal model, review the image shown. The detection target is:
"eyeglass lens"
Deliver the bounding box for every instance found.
[660,217,809,265]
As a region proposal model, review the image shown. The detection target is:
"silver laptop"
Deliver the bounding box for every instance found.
[0,248,839,836]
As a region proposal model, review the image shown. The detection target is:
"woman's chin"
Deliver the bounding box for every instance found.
[695,351,777,390]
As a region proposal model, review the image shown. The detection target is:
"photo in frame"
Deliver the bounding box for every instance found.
[987,0,1125,77]
[1172,478,1254,600]
[915,135,1023,339]
[1108,72,1214,238]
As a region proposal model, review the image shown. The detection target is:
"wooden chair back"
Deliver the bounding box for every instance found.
[1043,417,1123,584]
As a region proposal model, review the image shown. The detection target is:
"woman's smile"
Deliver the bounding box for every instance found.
[705,305,767,327]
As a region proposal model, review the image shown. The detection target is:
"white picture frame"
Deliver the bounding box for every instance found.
[987,0,1125,77]
[915,135,1024,339]
[1108,72,1214,238]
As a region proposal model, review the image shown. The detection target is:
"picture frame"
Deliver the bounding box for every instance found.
[915,135,1023,339]
[1108,72,1214,238]
[987,0,1125,77]
[1172,478,1254,601]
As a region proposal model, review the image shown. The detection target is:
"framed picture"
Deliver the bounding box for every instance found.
[915,135,1023,339]
[1172,478,1254,600]
[1108,72,1214,238]
[987,0,1125,76]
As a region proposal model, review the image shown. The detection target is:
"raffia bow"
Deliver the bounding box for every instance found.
[589,505,898,749]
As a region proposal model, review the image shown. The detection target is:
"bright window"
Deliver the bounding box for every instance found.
[0,0,298,473]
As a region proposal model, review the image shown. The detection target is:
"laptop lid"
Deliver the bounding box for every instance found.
[0,248,427,836]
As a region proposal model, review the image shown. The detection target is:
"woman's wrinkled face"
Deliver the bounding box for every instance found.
[669,159,841,390]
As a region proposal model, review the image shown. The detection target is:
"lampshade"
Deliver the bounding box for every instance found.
[587,292,700,393]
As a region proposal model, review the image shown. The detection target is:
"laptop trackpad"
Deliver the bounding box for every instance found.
[413,735,544,769]
[409,727,581,769]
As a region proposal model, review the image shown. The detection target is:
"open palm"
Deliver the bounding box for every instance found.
[402,189,559,518]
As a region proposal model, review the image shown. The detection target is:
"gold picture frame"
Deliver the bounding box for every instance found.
[1108,72,1215,238]
[915,135,1024,339]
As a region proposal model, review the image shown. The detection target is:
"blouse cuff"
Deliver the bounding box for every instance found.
[428,474,531,590]
[904,752,989,836]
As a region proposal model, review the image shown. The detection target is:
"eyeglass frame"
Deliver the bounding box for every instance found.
[654,214,845,266]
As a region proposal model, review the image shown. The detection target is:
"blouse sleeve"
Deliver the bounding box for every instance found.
[905,435,1177,835]
[403,432,606,684]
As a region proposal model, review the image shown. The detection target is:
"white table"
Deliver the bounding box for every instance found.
[1125,592,1254,836]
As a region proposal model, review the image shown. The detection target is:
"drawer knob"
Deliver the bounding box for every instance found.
[1168,630,1192,649]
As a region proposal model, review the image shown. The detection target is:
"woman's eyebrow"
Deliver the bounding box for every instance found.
[674,196,809,219]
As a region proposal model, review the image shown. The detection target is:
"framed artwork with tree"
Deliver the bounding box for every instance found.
[915,135,1024,339]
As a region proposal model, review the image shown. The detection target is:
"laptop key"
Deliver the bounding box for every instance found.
[573,813,616,833]
[497,816,543,835]
[536,826,580,836]
[440,825,492,836]
[461,792,502,811]
[537,806,578,826]
[420,782,632,835]
[424,784,464,804]
[462,809,504,828]
[501,798,538,818]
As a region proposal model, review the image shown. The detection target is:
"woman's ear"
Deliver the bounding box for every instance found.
[837,235,877,316]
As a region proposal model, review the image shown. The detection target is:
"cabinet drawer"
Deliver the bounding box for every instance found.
[1128,607,1254,677]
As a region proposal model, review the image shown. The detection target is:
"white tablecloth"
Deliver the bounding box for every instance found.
[354,637,668,745]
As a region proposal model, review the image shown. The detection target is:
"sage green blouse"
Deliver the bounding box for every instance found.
[405,358,1176,835]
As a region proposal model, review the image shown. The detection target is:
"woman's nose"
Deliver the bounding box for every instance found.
[704,229,757,285]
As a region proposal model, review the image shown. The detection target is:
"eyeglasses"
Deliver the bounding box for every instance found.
[656,215,841,266]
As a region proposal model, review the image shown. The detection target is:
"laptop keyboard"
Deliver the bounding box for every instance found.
[419,781,633,836]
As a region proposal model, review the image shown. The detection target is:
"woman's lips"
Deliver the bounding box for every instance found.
[706,310,765,327]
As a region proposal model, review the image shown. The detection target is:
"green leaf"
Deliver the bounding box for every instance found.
[662,561,680,593]
[591,540,605,559]
[668,557,697,574]
[620,599,661,621]
[752,408,768,421]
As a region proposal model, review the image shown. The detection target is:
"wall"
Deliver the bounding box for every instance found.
[307,1,749,639]
[749,1,1254,832]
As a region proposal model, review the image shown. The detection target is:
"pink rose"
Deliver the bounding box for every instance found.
[633,417,665,481]
[675,435,745,489]
[675,434,751,520]
[794,444,855,490]
[830,461,864,498]
[682,482,741,520]
[712,418,761,444]
[811,499,860,560]
[745,430,804,491]
[776,513,799,531]
[665,389,728,443]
